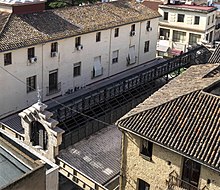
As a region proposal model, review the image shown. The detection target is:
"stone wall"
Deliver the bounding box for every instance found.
[120,132,220,190]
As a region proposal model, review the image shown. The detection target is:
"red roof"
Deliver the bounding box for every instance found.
[168,4,216,11]
[142,1,162,11]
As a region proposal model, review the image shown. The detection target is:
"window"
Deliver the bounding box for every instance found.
[26,75,36,93]
[208,16,210,25]
[144,41,150,53]
[114,28,119,37]
[146,21,151,29]
[73,62,81,77]
[75,36,81,48]
[173,30,186,43]
[92,56,103,78]
[194,16,200,25]
[140,140,153,158]
[189,33,201,45]
[28,47,35,59]
[212,14,215,23]
[164,12,168,20]
[138,179,150,190]
[131,24,135,32]
[159,28,170,40]
[96,32,101,42]
[51,42,58,53]
[182,158,201,189]
[177,14,185,22]
[31,121,48,150]
[49,70,58,93]
[4,52,12,66]
[112,50,119,64]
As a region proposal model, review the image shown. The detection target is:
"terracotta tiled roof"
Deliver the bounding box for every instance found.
[116,64,220,171]
[208,44,220,64]
[0,1,160,52]
[142,1,162,11]
[0,12,10,34]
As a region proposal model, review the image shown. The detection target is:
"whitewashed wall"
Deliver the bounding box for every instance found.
[0,18,159,118]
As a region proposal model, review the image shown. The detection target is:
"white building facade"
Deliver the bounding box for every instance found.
[0,1,160,118]
[157,3,217,56]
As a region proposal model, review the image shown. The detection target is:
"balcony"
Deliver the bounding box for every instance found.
[46,82,61,96]
[167,171,209,190]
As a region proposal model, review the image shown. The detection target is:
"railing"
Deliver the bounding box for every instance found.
[46,82,61,96]
[167,171,209,190]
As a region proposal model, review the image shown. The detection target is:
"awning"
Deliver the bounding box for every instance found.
[170,49,183,56]
[157,44,169,52]
[93,56,103,77]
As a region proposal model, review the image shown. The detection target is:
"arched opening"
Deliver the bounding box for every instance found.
[30,121,48,150]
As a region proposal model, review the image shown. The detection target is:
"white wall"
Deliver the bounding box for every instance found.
[0,18,159,118]
[158,6,217,50]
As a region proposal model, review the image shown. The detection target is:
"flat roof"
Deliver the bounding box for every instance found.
[58,125,121,186]
[159,4,217,12]
[0,144,30,188]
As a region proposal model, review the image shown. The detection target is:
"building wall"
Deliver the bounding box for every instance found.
[158,6,216,51]
[0,18,159,118]
[3,165,46,190]
[120,132,220,190]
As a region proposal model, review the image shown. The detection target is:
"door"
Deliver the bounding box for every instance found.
[49,70,58,92]
[182,158,201,190]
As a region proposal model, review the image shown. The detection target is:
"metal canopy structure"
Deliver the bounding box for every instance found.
[0,45,211,148]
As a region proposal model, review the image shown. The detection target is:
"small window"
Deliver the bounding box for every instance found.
[164,12,168,21]
[51,42,58,53]
[26,75,36,93]
[208,16,210,25]
[212,14,215,23]
[114,28,119,37]
[144,41,150,53]
[140,140,153,158]
[96,32,101,42]
[112,50,119,64]
[177,14,185,22]
[28,47,35,59]
[131,24,135,32]
[146,21,151,29]
[194,16,200,25]
[75,36,81,48]
[4,52,12,66]
[138,179,150,190]
[73,62,81,77]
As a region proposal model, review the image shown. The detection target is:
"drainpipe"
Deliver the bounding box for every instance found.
[108,28,113,77]
[137,21,142,65]
[41,44,44,101]
[119,130,126,190]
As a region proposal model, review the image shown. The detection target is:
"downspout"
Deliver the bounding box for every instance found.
[41,44,44,101]
[119,130,126,190]
[108,28,113,77]
[137,21,142,65]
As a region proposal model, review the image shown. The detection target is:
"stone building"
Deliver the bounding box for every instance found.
[0,0,160,118]
[116,62,220,189]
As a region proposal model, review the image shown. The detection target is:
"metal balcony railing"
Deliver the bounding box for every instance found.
[46,82,61,96]
[167,171,209,190]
